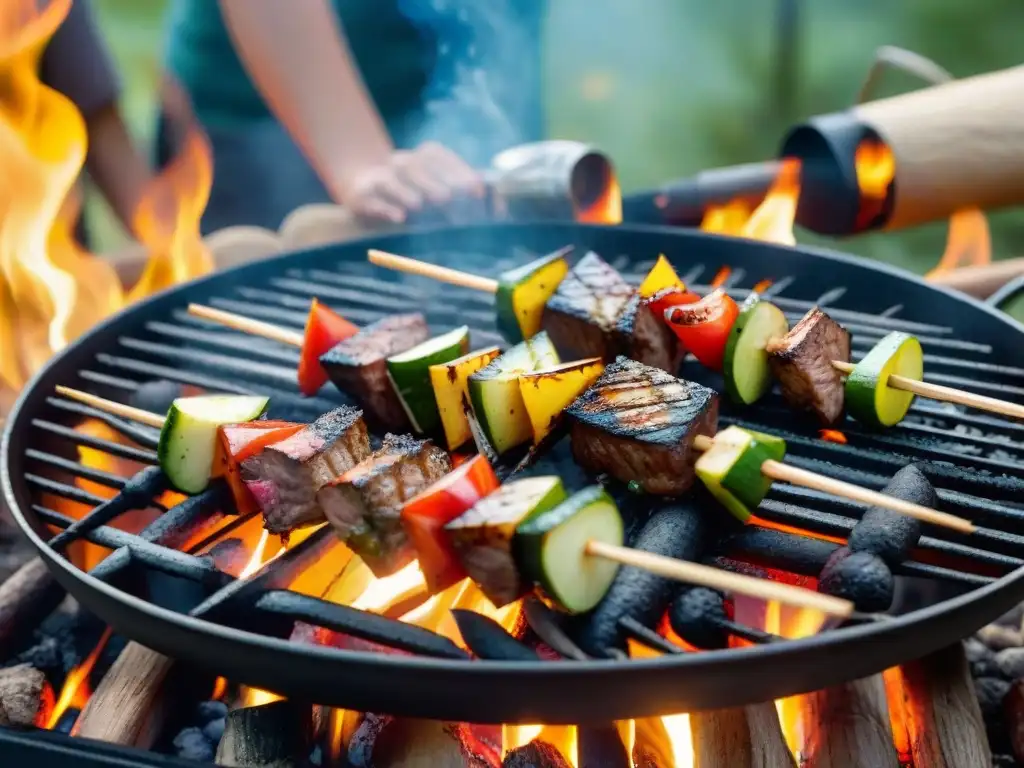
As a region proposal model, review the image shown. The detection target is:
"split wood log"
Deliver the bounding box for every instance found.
[899,642,992,768]
[576,724,631,768]
[502,740,571,768]
[799,674,899,768]
[74,642,174,748]
[0,558,66,659]
[344,716,484,768]
[0,663,46,727]
[215,700,313,768]
[1004,679,1024,765]
[689,701,796,768]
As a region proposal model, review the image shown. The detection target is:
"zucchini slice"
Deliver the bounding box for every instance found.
[723,297,789,405]
[467,332,560,454]
[846,331,924,428]
[516,485,623,613]
[695,425,785,522]
[386,326,470,436]
[159,394,269,493]
[496,250,571,342]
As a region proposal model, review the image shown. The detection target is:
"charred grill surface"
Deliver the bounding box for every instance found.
[542,252,635,362]
[766,307,851,425]
[565,357,719,494]
[318,313,430,431]
[318,433,451,576]
[614,293,685,373]
[241,406,370,533]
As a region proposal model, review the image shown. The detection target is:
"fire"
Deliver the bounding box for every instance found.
[818,429,848,444]
[0,0,214,414]
[659,714,695,767]
[578,178,623,225]
[855,139,896,200]
[709,266,731,289]
[701,199,754,236]
[46,628,111,730]
[926,207,992,277]
[739,159,800,246]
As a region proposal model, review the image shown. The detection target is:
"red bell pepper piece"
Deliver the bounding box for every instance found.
[215,421,304,514]
[297,299,359,396]
[401,455,500,593]
[647,286,701,323]
[663,289,740,372]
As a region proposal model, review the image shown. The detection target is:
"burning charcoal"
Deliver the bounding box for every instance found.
[967,638,1003,679]
[318,434,451,577]
[318,313,430,431]
[503,740,572,768]
[202,717,226,744]
[451,609,538,661]
[996,648,1024,681]
[564,358,718,495]
[979,624,1024,652]
[542,252,635,362]
[613,292,685,373]
[216,701,313,767]
[173,726,215,763]
[241,406,370,534]
[818,547,894,613]
[0,663,46,727]
[668,588,730,650]
[577,725,632,768]
[197,699,228,723]
[847,465,931,567]
[575,502,708,656]
[766,307,851,425]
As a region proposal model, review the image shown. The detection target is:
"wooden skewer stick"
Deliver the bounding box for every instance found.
[368,249,499,293]
[831,360,1024,421]
[691,434,974,533]
[55,386,165,429]
[585,540,854,618]
[188,303,304,347]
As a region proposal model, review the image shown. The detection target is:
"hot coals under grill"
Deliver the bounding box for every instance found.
[3,222,1024,723]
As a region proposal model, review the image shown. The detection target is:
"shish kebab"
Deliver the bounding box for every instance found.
[53,388,854,621]
[183,296,970,535]
[367,247,1024,425]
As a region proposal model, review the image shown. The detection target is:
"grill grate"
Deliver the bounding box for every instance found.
[5,222,1024,720]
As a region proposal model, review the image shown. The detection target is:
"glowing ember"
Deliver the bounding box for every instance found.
[709,266,732,289]
[818,429,848,444]
[211,677,228,701]
[751,278,774,294]
[46,628,111,730]
[854,139,896,200]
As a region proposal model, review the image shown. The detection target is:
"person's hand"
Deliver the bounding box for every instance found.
[337,142,484,224]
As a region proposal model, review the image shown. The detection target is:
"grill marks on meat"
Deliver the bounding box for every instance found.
[318,433,451,577]
[542,252,635,362]
[565,357,718,494]
[241,407,370,533]
[614,293,684,373]
[318,314,430,431]
[766,307,851,425]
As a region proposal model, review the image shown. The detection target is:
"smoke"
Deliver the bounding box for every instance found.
[397,0,544,167]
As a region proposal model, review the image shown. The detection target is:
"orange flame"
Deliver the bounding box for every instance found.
[740,159,800,246]
[577,178,623,225]
[926,207,992,278]
[700,199,753,235]
[818,429,848,444]
[855,139,896,201]
[709,266,732,289]
[46,628,111,730]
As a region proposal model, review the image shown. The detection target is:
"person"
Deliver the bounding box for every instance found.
[162,0,548,233]
[40,0,152,244]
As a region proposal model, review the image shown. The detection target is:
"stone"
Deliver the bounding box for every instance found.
[202,717,225,744]
[968,638,1003,678]
[979,624,1023,651]
[997,648,1024,680]
[173,726,215,763]
[196,699,228,724]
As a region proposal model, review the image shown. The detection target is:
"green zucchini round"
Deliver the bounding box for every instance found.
[723,299,789,405]
[845,332,923,428]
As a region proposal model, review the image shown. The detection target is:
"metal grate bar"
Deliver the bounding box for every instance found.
[25,448,128,489]
[30,418,158,463]
[118,337,301,387]
[25,473,109,507]
[149,318,301,365]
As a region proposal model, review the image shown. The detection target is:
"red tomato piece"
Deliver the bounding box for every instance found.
[401,455,500,593]
[297,299,359,396]
[663,289,740,372]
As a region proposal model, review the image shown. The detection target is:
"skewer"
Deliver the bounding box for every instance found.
[367,248,1024,422]
[166,308,980,534]
[187,304,303,347]
[51,387,856,618]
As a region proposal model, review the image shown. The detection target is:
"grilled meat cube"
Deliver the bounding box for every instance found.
[241,406,370,533]
[565,357,719,494]
[542,252,634,362]
[766,307,851,425]
[318,433,451,576]
[613,293,685,373]
[319,313,430,431]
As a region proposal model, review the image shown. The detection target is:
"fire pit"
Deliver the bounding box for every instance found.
[3,219,1024,738]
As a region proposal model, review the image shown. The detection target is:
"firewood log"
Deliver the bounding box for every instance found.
[215,700,313,768]
[689,702,795,768]
[0,558,65,659]
[799,675,899,768]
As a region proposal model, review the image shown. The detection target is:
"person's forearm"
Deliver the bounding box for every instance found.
[83,105,151,231]
[219,0,394,202]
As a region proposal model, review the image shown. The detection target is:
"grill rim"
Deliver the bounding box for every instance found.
[4,221,1024,723]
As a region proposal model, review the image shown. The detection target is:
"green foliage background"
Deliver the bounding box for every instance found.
[90,0,1024,276]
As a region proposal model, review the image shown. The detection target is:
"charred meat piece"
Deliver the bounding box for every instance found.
[613,293,685,373]
[765,307,851,425]
[565,357,718,495]
[541,252,634,362]
[241,407,370,533]
[319,314,430,431]
[318,434,451,577]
